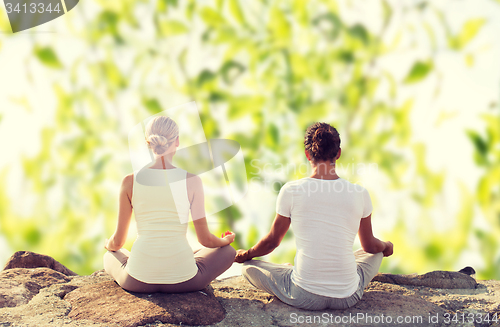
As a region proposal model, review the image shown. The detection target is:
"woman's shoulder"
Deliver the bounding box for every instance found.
[185,172,202,188]
[121,173,134,199]
[123,173,134,185]
[185,171,200,180]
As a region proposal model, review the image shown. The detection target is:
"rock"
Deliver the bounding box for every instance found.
[64,281,226,327]
[0,268,72,309]
[372,271,477,289]
[3,251,78,276]
[264,290,447,327]
[0,252,499,327]
[210,276,500,327]
[0,280,108,327]
[0,268,117,327]
[211,276,447,327]
[2,271,500,327]
[458,266,476,276]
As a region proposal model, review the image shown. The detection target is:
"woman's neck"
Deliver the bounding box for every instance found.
[309,160,340,180]
[148,155,176,169]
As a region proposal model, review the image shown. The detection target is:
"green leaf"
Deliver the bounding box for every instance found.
[349,24,369,45]
[456,19,486,50]
[424,242,442,260]
[209,91,227,102]
[34,47,63,69]
[312,13,342,40]
[335,50,354,63]
[228,0,245,25]
[265,123,280,147]
[220,60,245,84]
[477,177,490,208]
[269,6,291,40]
[197,70,217,87]
[158,20,189,36]
[142,98,163,114]
[466,130,488,165]
[101,60,126,89]
[94,11,120,41]
[292,0,309,26]
[404,61,433,84]
[200,7,226,27]
[157,0,179,11]
[227,96,265,120]
[24,226,42,246]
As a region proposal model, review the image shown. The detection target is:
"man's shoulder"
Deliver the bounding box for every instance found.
[281,178,310,189]
[277,178,316,196]
[341,179,369,195]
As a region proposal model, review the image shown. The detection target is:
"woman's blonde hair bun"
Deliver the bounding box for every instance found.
[144,116,179,156]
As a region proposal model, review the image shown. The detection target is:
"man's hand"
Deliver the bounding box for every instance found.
[234,249,250,263]
[383,241,393,257]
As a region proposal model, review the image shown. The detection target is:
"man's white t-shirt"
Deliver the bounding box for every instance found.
[276,177,373,298]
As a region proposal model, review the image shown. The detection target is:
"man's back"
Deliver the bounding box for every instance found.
[276,177,372,298]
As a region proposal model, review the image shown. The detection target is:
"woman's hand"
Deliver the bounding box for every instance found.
[104,238,119,252]
[234,249,250,263]
[382,241,394,257]
[221,230,235,245]
[104,238,111,251]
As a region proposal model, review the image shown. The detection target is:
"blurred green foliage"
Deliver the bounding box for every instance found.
[467,112,500,279]
[0,0,498,279]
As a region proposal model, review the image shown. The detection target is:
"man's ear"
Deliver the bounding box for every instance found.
[305,150,311,161]
[336,148,342,160]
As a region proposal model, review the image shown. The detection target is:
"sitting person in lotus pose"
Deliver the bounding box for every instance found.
[104,116,236,293]
[235,122,393,310]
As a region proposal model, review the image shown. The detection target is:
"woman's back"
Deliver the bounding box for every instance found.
[104,115,236,294]
[125,167,198,284]
[276,177,372,298]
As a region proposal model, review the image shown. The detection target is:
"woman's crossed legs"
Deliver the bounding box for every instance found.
[103,245,236,293]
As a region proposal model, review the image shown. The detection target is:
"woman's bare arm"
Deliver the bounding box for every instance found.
[188,173,235,248]
[105,174,134,252]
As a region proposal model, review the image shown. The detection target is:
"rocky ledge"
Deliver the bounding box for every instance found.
[0,251,499,327]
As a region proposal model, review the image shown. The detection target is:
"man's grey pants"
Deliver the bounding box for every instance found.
[241,249,383,310]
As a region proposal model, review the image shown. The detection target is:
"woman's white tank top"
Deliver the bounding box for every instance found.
[125,167,198,283]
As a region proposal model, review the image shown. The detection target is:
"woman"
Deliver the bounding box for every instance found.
[104,116,236,293]
[235,122,393,310]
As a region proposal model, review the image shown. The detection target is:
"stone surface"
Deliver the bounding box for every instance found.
[372,271,478,289]
[64,281,226,327]
[3,251,78,276]
[209,276,500,327]
[0,252,499,327]
[0,267,72,308]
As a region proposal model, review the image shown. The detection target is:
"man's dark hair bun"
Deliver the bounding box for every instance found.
[304,122,340,162]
